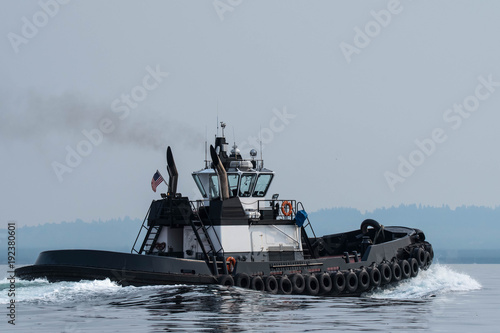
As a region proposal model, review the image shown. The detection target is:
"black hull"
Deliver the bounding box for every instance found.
[15,229,433,295]
[15,264,216,286]
[16,250,217,287]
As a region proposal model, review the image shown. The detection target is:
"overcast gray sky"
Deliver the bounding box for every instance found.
[1,0,500,227]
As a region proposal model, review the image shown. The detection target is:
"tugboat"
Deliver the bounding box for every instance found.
[16,123,434,296]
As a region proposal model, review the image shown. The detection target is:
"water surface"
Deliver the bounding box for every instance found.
[0,264,496,332]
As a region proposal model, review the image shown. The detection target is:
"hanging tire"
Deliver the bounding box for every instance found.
[316,273,332,294]
[412,247,425,268]
[330,271,346,293]
[409,258,419,278]
[344,271,358,293]
[399,260,411,279]
[425,244,434,260]
[423,251,431,270]
[391,261,402,282]
[235,273,250,289]
[368,266,381,288]
[360,219,381,234]
[250,276,265,291]
[305,275,320,296]
[379,263,392,285]
[290,274,306,294]
[218,274,234,287]
[264,276,278,294]
[279,276,293,295]
[356,269,370,292]
[369,267,382,287]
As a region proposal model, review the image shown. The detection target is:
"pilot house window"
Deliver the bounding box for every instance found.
[193,174,207,198]
[227,174,240,198]
[253,174,273,197]
[239,174,256,197]
[209,175,220,199]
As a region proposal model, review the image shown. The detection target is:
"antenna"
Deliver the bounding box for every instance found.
[205,126,208,168]
[259,125,263,169]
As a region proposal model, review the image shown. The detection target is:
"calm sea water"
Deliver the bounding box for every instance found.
[0,264,497,332]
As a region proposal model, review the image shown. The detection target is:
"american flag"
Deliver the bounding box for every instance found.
[151,170,164,192]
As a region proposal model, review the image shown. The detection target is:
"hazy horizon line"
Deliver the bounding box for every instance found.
[3,203,500,229]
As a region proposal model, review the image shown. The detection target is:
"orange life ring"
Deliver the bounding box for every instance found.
[226,256,236,273]
[281,201,293,216]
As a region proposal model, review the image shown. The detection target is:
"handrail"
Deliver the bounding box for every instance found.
[257,199,296,219]
[131,201,153,254]
[270,225,300,247]
[297,201,317,239]
[296,201,318,259]
[190,200,224,256]
[195,200,224,255]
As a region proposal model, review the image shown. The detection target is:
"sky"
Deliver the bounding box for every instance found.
[1,0,500,227]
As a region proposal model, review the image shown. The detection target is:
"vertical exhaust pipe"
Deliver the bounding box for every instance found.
[166,146,178,194]
[210,145,229,200]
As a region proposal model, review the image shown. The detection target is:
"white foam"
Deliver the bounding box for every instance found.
[0,264,481,304]
[0,277,185,304]
[367,264,482,299]
[0,278,124,304]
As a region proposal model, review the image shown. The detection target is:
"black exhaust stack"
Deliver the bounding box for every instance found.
[166,146,178,194]
[210,145,230,200]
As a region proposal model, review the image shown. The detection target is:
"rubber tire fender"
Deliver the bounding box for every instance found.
[235,273,250,289]
[250,276,265,291]
[305,274,320,296]
[423,251,431,270]
[344,271,358,293]
[399,260,411,279]
[412,247,425,268]
[289,274,306,294]
[218,274,234,287]
[356,269,370,292]
[379,263,392,285]
[360,219,381,234]
[278,275,293,295]
[368,267,381,288]
[316,273,332,294]
[425,243,434,260]
[330,271,346,293]
[264,275,278,294]
[391,261,402,282]
[409,258,419,278]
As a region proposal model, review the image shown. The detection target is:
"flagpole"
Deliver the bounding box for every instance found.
[159,169,169,189]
